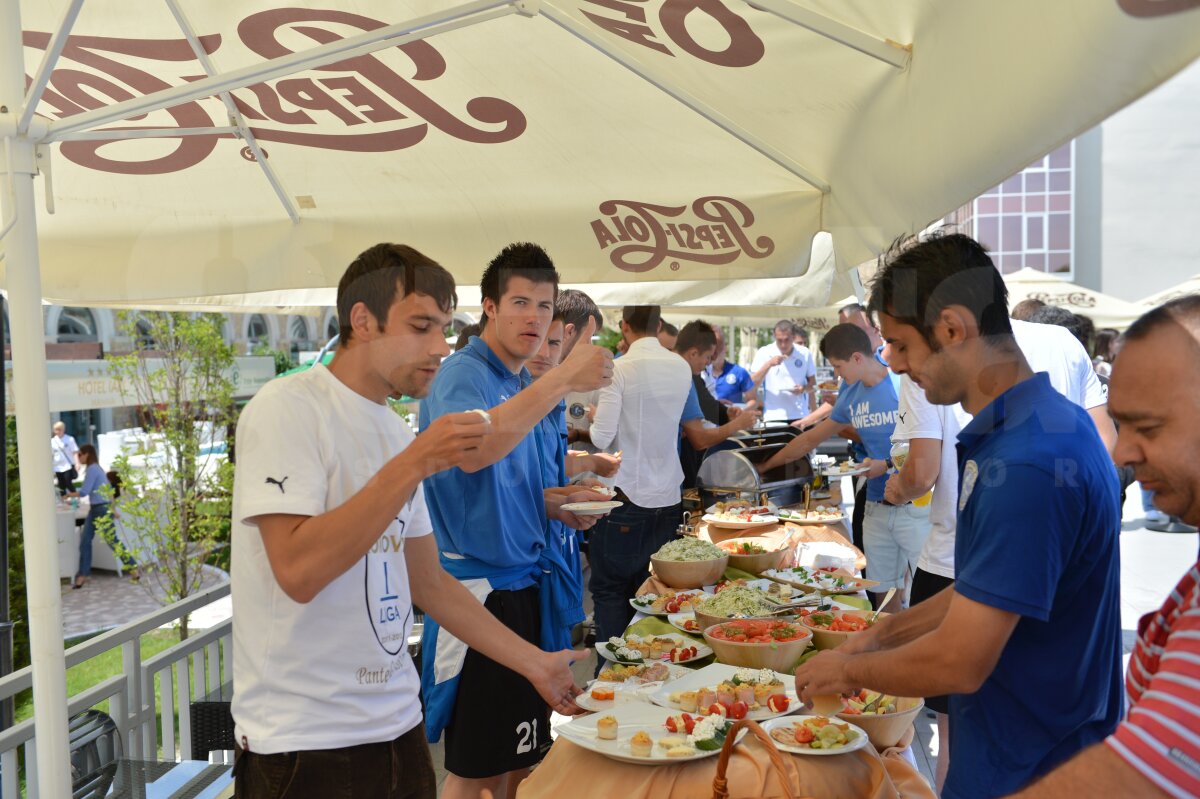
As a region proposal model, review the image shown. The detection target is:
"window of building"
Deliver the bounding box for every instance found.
[969,141,1075,277]
[57,307,98,343]
[135,317,157,349]
[247,315,269,347]
[326,315,339,340]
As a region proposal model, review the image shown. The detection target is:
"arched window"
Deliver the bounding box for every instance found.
[135,317,157,349]
[288,315,313,358]
[57,307,98,343]
[247,314,269,347]
[325,315,339,340]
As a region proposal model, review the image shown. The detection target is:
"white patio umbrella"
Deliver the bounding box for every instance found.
[1003,267,1142,330]
[4,1,1200,790]
[1137,274,1200,309]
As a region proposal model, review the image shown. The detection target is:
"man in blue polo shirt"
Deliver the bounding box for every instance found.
[793,233,1122,799]
[706,327,755,404]
[419,243,614,799]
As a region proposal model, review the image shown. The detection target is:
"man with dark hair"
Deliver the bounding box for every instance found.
[232,243,582,799]
[1027,305,1090,350]
[1006,295,1200,799]
[419,243,615,799]
[674,321,759,487]
[1010,297,1046,321]
[797,233,1122,799]
[454,322,482,352]
[657,320,679,351]
[750,319,817,421]
[705,326,755,404]
[558,288,606,452]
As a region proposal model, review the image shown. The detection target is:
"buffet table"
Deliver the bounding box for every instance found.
[519,725,934,799]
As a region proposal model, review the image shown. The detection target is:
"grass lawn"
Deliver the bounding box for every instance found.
[15,629,182,724]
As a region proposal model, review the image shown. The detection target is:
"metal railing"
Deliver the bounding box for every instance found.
[0,582,232,797]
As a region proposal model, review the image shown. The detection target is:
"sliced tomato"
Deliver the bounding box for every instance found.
[728,701,749,720]
[794,725,815,744]
[708,703,728,718]
[682,713,696,734]
[665,716,680,733]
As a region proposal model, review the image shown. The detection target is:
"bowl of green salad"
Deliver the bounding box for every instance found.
[692,586,785,632]
[649,538,728,589]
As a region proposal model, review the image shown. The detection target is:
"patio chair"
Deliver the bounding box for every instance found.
[69,709,121,799]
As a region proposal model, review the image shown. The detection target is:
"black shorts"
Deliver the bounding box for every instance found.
[444,586,551,778]
[910,569,954,714]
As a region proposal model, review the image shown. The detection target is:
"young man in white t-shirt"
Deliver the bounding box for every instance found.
[231,244,585,799]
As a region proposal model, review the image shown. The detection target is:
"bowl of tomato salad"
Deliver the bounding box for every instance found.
[800,609,889,650]
[702,619,813,672]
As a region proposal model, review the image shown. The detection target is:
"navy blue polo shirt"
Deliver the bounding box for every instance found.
[709,361,754,403]
[946,372,1122,799]
[419,337,546,586]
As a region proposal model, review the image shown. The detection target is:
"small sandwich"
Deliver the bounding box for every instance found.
[596,715,618,740]
[591,686,615,702]
[630,731,653,757]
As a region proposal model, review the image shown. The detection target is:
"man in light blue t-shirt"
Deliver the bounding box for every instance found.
[823,323,928,612]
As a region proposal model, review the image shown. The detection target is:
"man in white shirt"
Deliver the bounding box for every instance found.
[750,320,817,421]
[231,244,586,799]
[588,306,694,649]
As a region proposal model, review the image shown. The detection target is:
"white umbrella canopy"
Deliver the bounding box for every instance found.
[5,1,1200,791]
[1003,267,1141,330]
[1137,274,1200,309]
[5,0,1200,302]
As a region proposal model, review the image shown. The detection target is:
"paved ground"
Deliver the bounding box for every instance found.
[55,477,1199,795]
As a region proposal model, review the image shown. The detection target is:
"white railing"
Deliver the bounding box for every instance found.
[0,581,232,797]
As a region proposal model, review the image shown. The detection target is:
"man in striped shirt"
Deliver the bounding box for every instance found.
[1008,295,1200,799]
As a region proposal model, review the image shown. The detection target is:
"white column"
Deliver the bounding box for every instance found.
[0,1,72,793]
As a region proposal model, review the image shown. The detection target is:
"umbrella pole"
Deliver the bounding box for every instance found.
[0,2,72,793]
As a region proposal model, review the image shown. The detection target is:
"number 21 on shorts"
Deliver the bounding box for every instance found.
[515,719,538,754]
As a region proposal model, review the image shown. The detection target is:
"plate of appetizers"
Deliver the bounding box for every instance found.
[600,633,712,665]
[629,589,709,617]
[778,507,846,525]
[666,612,704,635]
[763,566,876,595]
[648,663,800,722]
[575,666,693,713]
[761,715,870,755]
[819,461,871,478]
[555,703,746,764]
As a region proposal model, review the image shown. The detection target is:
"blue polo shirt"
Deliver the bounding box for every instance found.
[419,337,546,588]
[946,372,1122,799]
[708,361,754,403]
[829,371,901,501]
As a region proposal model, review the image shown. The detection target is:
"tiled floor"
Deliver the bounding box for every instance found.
[60,564,230,639]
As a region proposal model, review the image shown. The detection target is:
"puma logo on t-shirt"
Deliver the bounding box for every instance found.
[265,476,288,494]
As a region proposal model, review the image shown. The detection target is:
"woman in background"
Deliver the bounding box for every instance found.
[69,445,136,587]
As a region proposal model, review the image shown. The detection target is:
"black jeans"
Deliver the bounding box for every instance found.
[233,723,436,799]
[588,498,682,667]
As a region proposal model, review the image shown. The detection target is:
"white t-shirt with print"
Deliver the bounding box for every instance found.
[750,343,817,420]
[231,364,431,754]
[892,377,971,579]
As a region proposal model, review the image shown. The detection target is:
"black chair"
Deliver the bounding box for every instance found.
[69,709,121,799]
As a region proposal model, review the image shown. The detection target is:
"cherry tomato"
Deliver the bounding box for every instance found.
[682,713,696,734]
[665,716,679,733]
[767,694,790,713]
[708,703,728,718]
[728,701,748,720]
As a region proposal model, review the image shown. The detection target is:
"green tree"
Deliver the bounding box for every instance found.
[5,417,28,670]
[104,313,236,639]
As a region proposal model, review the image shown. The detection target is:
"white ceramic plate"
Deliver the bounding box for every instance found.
[575,668,693,713]
[628,589,710,617]
[760,716,870,756]
[562,500,623,515]
[819,465,871,478]
[598,634,712,665]
[779,511,846,525]
[647,663,800,721]
[555,704,746,765]
[666,612,705,636]
[702,514,780,530]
